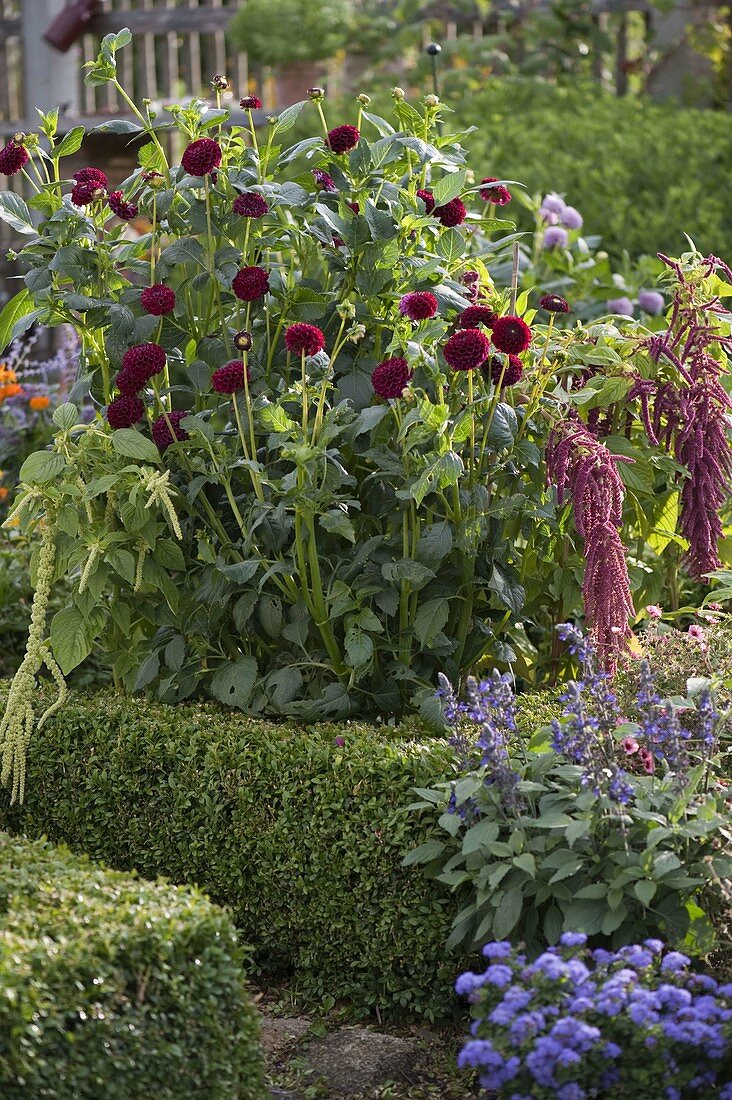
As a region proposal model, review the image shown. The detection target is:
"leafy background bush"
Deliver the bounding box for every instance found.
[0,831,264,1100]
[0,687,463,1019]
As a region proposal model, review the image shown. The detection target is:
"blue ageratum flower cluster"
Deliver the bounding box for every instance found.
[456,934,732,1098]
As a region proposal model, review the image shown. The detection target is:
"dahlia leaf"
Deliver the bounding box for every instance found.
[210,656,258,710]
[272,101,306,135]
[430,170,467,207]
[413,598,449,648]
[0,288,34,353]
[52,125,86,158]
[0,192,35,236]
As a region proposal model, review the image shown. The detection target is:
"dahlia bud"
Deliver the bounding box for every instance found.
[142,170,164,187]
[267,116,278,126]
[13,132,25,145]
[357,93,371,106]
[391,87,405,100]
[348,323,366,343]
[336,300,356,320]
[307,87,325,101]
[211,74,229,91]
[233,329,253,351]
[424,94,440,108]
[425,42,442,57]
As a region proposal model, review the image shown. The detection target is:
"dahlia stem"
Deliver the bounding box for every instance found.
[246,109,261,178]
[509,242,520,314]
[113,80,170,183]
[314,100,330,144]
[312,316,347,444]
[467,369,476,482]
[300,351,309,433]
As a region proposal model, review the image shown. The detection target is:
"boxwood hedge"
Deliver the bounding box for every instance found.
[0,688,464,1019]
[0,831,264,1099]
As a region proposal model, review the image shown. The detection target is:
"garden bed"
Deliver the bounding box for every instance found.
[0,686,467,1019]
[0,831,264,1099]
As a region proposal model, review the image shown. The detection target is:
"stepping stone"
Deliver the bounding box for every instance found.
[306,1028,419,1095]
[259,1016,312,1057]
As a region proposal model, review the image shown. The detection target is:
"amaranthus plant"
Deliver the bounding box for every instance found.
[0,31,728,798]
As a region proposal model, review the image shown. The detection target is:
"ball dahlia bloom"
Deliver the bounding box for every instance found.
[638,290,665,315]
[140,284,176,316]
[543,226,569,250]
[108,190,139,220]
[116,366,148,395]
[444,328,491,372]
[232,192,269,218]
[152,410,190,451]
[538,294,570,314]
[284,323,325,356]
[240,95,263,110]
[121,343,167,384]
[233,330,253,351]
[211,360,249,394]
[181,137,221,177]
[488,354,523,387]
[371,357,412,399]
[312,169,336,192]
[491,315,532,355]
[71,167,108,206]
[327,125,360,154]
[458,305,496,329]
[434,197,466,227]
[399,291,438,321]
[0,139,29,176]
[232,266,269,302]
[416,188,435,214]
[107,394,144,429]
[479,177,511,205]
[606,296,634,317]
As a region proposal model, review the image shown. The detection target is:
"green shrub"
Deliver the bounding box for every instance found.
[452,79,732,260]
[0,688,463,1019]
[0,831,264,1099]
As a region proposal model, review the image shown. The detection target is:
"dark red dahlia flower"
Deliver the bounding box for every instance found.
[121,343,166,383]
[492,315,532,355]
[240,95,263,110]
[539,293,570,314]
[232,192,269,218]
[233,330,253,351]
[460,270,480,303]
[434,197,466,227]
[371,357,412,399]
[416,189,435,214]
[181,137,221,177]
[0,139,29,176]
[140,284,176,316]
[106,394,144,429]
[479,177,511,205]
[212,360,249,394]
[399,291,438,321]
[458,305,497,329]
[71,166,108,206]
[444,328,491,372]
[487,354,523,387]
[348,201,360,215]
[232,266,269,302]
[327,125,360,154]
[115,365,148,395]
[312,169,336,192]
[108,190,139,220]
[152,410,190,451]
[284,323,325,356]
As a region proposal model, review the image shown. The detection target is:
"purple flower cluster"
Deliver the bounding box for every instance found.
[456,935,732,1097]
[438,671,520,808]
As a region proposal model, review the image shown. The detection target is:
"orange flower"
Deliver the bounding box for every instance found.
[0,367,17,384]
[28,394,50,411]
[0,383,22,399]
[0,487,8,502]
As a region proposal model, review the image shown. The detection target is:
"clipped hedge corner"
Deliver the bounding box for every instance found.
[0,831,265,1100]
[0,688,462,1019]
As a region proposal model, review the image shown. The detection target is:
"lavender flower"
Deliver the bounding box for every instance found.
[606,297,634,317]
[560,206,583,230]
[638,290,665,315]
[544,226,569,250]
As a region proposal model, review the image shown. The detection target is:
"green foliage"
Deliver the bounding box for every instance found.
[0,687,464,1019]
[0,831,264,1099]
[227,0,354,66]
[453,79,732,259]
